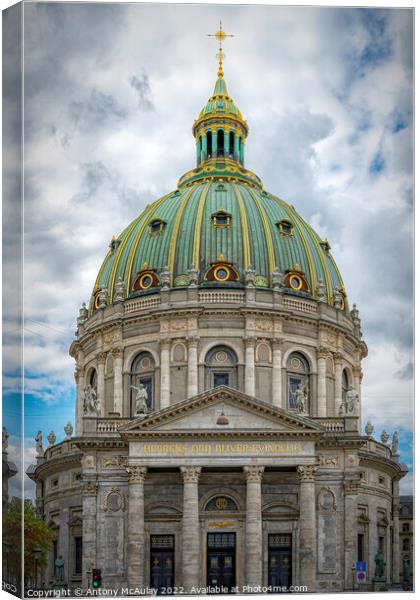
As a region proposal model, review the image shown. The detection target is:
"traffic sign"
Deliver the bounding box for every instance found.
[356,561,366,572]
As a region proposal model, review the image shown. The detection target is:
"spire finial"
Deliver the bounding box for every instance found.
[208,21,234,79]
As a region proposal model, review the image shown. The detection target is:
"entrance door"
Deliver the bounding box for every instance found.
[207,533,236,593]
[150,535,175,595]
[268,534,292,592]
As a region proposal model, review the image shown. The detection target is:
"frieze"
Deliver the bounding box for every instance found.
[318,455,340,467]
[102,455,128,469]
[135,441,309,457]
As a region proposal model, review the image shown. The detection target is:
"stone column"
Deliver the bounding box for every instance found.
[353,367,362,417]
[244,465,265,588]
[343,480,359,590]
[392,479,400,585]
[245,337,255,397]
[126,466,147,587]
[272,341,282,407]
[181,466,202,592]
[112,347,123,416]
[75,366,85,435]
[160,339,171,408]
[97,352,106,417]
[297,465,318,592]
[82,481,98,589]
[187,337,199,398]
[317,348,328,417]
[212,131,217,158]
[333,352,343,416]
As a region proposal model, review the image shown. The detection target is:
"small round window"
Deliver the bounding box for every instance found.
[139,274,153,289]
[290,275,303,290]
[215,267,229,282]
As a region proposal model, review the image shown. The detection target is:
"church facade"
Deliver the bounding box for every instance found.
[28,30,407,594]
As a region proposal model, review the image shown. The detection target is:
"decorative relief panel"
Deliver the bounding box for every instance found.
[317,486,338,574]
[103,487,127,513]
[318,455,340,468]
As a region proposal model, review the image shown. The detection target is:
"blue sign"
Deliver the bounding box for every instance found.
[356,561,366,572]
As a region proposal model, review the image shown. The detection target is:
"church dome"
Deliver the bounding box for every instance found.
[90,58,347,313]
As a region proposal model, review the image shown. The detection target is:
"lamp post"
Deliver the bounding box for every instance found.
[33,547,42,589]
[351,563,356,591]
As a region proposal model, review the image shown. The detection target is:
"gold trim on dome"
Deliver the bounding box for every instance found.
[248,187,275,276]
[232,183,251,270]
[192,183,212,270]
[122,192,173,298]
[167,185,199,280]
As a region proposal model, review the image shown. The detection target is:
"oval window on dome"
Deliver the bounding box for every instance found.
[290,275,303,291]
[215,267,229,281]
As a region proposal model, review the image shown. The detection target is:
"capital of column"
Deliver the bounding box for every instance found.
[97,351,107,365]
[187,336,200,348]
[126,466,147,483]
[297,465,318,483]
[160,338,171,350]
[243,465,265,482]
[271,339,283,351]
[111,346,123,359]
[317,347,330,360]
[180,466,202,483]
[82,481,98,496]
[333,351,344,365]
[245,336,256,348]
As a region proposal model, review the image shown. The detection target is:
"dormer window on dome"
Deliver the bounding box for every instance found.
[277,219,294,237]
[132,263,160,291]
[149,218,166,235]
[320,239,331,253]
[212,208,231,228]
[204,255,239,283]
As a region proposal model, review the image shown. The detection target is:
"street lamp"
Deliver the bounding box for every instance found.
[351,563,356,591]
[33,547,42,589]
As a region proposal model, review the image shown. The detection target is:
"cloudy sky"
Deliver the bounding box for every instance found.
[3,3,413,497]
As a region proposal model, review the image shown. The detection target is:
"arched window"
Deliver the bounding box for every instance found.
[342,369,350,403]
[229,131,235,158]
[205,345,238,390]
[130,352,155,415]
[89,369,97,390]
[206,131,212,159]
[217,130,225,157]
[286,352,310,412]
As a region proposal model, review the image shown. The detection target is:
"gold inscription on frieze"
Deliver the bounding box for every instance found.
[141,442,303,455]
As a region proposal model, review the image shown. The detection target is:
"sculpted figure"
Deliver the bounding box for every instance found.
[82,385,100,415]
[130,382,149,416]
[35,431,43,456]
[403,558,410,582]
[55,555,65,583]
[293,384,307,413]
[391,431,399,454]
[345,386,358,413]
[2,427,9,453]
[374,550,386,579]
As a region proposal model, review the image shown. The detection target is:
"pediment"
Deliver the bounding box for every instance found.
[119,386,324,436]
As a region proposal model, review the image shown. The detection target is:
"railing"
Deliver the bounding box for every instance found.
[282,297,317,314]
[363,438,392,460]
[198,291,245,304]
[124,296,161,313]
[96,418,131,433]
[314,418,345,433]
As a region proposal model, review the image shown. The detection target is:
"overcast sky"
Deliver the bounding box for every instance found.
[3,3,413,496]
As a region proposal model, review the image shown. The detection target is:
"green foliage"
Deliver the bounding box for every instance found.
[3,501,54,584]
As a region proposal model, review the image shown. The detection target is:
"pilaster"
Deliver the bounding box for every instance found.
[126,466,148,587]
[297,465,317,592]
[181,466,202,592]
[243,465,264,588]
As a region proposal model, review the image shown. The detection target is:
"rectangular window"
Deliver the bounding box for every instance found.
[74,537,83,574]
[213,372,229,387]
[151,535,175,549]
[357,534,365,562]
[269,534,292,549]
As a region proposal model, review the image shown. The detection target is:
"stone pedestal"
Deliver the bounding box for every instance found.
[243,465,264,589]
[181,466,201,592]
[126,466,147,587]
[82,481,98,590]
[297,465,317,592]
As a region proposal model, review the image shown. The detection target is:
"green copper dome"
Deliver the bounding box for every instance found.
[90,69,347,313]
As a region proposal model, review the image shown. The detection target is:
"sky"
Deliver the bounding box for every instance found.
[2,3,413,497]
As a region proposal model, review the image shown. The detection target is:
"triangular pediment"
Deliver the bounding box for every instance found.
[119,386,324,436]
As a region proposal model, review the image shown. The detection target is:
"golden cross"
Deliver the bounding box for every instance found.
[208,21,234,78]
